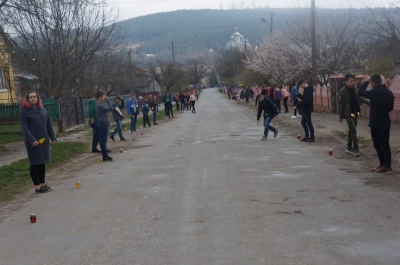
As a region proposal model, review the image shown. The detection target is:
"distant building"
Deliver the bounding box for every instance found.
[225,27,252,52]
[0,27,16,103]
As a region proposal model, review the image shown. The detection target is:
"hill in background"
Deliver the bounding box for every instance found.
[116,8,371,58]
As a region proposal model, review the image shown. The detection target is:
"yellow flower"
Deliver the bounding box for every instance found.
[357,112,360,116]
[351,114,355,118]
[38,138,45,144]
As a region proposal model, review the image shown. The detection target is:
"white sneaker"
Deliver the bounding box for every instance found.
[291,115,297,119]
[298,115,302,117]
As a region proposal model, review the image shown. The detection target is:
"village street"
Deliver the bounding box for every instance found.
[1,88,400,264]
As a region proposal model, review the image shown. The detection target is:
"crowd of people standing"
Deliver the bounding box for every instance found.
[220,73,395,173]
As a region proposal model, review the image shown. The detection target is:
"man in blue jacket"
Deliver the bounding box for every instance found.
[358,74,394,173]
[290,83,300,118]
[256,94,279,140]
[126,93,139,133]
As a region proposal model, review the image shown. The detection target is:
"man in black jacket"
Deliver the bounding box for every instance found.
[296,78,315,142]
[358,74,394,173]
[256,94,279,140]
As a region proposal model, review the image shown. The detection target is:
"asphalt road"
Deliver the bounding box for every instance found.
[1,88,400,265]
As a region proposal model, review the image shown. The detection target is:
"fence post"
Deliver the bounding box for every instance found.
[79,96,85,124]
[74,97,79,125]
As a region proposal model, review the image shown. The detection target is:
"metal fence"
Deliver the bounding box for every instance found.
[0,99,60,122]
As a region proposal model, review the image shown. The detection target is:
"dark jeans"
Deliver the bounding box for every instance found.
[191,101,196,112]
[245,96,249,102]
[371,128,391,167]
[293,99,301,116]
[345,116,358,150]
[175,101,180,111]
[111,120,124,139]
[143,114,151,127]
[263,116,276,137]
[130,114,137,132]
[180,100,185,110]
[152,111,157,124]
[98,122,109,158]
[166,107,174,118]
[283,97,288,112]
[301,112,314,139]
[186,102,191,110]
[90,122,100,151]
[30,164,45,185]
[275,99,281,113]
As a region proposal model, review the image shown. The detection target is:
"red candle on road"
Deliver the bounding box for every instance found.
[297,135,300,140]
[30,214,36,223]
[329,149,333,156]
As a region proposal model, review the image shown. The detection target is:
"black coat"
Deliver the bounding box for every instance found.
[358,81,394,129]
[257,97,278,120]
[297,86,314,113]
[20,106,57,165]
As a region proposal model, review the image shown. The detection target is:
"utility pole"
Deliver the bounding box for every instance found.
[269,12,275,34]
[172,41,175,64]
[311,0,318,86]
[128,51,134,93]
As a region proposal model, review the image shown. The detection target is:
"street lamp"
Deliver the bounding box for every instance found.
[261,12,275,34]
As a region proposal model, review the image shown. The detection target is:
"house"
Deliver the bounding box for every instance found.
[0,27,16,103]
[133,68,161,98]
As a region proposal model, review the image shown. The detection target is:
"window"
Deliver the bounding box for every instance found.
[0,68,7,91]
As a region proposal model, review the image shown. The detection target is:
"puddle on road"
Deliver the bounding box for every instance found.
[344,238,400,263]
[306,226,360,236]
[284,151,300,155]
[260,171,300,179]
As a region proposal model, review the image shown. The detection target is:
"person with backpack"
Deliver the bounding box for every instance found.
[272,85,281,113]
[165,98,174,119]
[109,96,126,142]
[290,83,300,118]
[256,93,279,140]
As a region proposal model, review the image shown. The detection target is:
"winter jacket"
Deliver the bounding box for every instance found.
[257,97,279,120]
[20,106,57,165]
[338,86,369,119]
[297,85,314,114]
[127,98,139,116]
[142,101,150,115]
[149,100,158,112]
[358,81,394,129]
[88,99,98,123]
[111,101,124,121]
[273,88,281,100]
[290,86,298,102]
[280,88,289,99]
[165,98,173,109]
[95,100,113,123]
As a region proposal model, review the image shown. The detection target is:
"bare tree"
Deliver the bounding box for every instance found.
[365,5,400,46]
[152,60,187,92]
[215,47,246,85]
[0,0,119,98]
[281,10,366,84]
[186,57,209,85]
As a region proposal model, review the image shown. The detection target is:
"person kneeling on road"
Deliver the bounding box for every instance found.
[256,94,279,140]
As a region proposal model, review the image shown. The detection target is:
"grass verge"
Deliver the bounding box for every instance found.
[0,141,88,202]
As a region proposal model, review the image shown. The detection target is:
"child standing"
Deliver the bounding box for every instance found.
[142,97,151,128]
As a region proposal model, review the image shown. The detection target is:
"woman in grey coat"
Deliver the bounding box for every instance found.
[20,91,57,193]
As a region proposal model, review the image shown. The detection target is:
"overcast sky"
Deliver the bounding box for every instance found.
[107,0,396,21]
